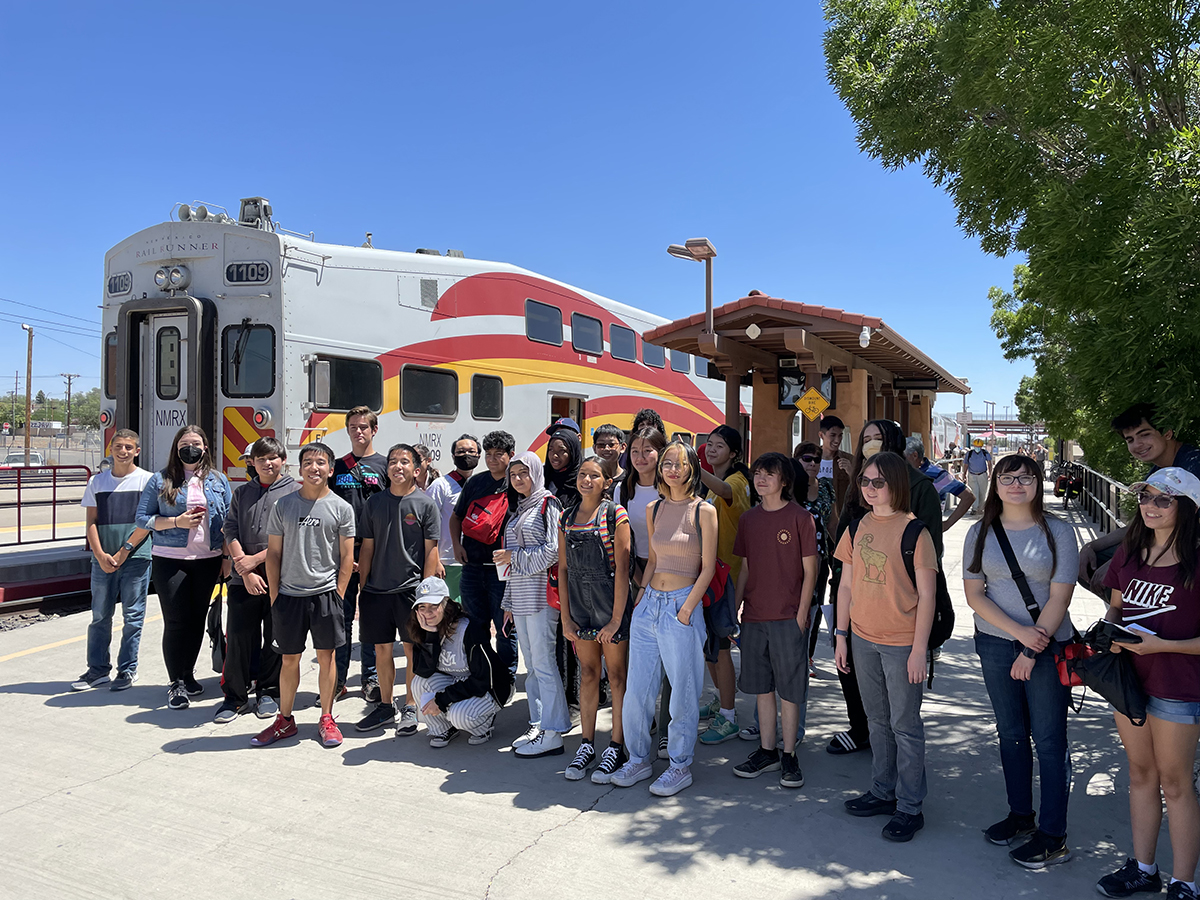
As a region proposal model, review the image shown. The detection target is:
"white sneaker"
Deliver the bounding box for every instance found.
[610,759,655,788]
[511,723,541,749]
[514,729,564,758]
[649,765,692,797]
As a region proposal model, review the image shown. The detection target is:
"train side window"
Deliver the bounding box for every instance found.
[103,332,117,399]
[525,299,563,346]
[156,327,181,401]
[643,342,666,368]
[318,356,383,412]
[571,313,603,356]
[222,323,276,399]
[402,365,458,419]
[610,324,637,362]
[672,432,694,446]
[472,374,503,420]
[671,349,690,374]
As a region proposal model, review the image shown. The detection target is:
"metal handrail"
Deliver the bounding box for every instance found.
[1,464,92,545]
[1078,464,1131,534]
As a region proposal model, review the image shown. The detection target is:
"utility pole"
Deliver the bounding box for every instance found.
[21,325,33,466]
[61,373,79,446]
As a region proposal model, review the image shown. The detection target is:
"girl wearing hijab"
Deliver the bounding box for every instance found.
[496,452,568,758]
[546,426,584,708]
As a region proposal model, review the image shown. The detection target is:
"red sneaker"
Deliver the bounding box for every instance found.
[250,713,297,747]
[318,714,343,748]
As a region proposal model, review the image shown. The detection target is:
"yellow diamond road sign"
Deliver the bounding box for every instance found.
[795,387,830,421]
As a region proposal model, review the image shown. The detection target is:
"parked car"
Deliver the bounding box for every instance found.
[2,451,45,467]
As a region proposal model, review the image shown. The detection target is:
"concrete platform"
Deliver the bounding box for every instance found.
[0,498,1162,900]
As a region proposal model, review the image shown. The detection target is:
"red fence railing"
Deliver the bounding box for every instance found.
[0,464,92,546]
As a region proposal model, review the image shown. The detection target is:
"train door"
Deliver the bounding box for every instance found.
[549,393,586,438]
[145,314,189,469]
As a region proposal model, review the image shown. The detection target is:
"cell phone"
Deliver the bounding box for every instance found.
[1101,620,1144,644]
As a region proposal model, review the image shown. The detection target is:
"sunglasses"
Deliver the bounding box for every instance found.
[1137,491,1177,509]
[997,474,1038,486]
[857,476,887,489]
[799,455,819,464]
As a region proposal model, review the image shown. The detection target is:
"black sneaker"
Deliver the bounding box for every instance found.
[183,676,204,697]
[844,791,897,817]
[213,700,241,724]
[733,747,782,779]
[827,731,869,755]
[429,727,459,748]
[565,741,595,781]
[166,681,190,710]
[363,677,381,704]
[591,743,627,785]
[1168,882,1199,900]
[882,811,925,842]
[355,702,396,732]
[779,751,804,788]
[1097,859,1163,898]
[984,812,1037,845]
[1009,831,1070,869]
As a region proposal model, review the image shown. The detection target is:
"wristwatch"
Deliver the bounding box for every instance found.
[121,541,134,553]
[834,628,849,637]
[1021,646,1037,659]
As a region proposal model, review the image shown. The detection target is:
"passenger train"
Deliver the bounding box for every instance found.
[99,197,748,476]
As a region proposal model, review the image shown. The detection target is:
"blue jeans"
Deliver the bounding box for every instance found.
[854,634,927,815]
[515,606,571,733]
[86,557,151,676]
[336,573,376,687]
[623,586,707,767]
[975,631,1071,837]
[461,564,518,677]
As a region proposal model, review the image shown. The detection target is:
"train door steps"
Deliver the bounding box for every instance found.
[0,545,92,603]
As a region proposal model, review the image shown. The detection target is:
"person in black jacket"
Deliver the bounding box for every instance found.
[408,576,513,747]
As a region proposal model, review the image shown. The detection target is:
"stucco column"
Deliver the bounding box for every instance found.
[751,373,796,457]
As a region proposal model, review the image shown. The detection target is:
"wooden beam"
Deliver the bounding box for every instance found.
[697,332,779,372]
[782,327,894,386]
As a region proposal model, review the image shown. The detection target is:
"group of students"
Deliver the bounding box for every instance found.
[72,401,1200,897]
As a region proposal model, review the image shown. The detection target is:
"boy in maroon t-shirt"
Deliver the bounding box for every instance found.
[731,452,818,788]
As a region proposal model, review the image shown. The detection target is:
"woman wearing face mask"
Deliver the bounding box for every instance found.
[825,419,943,756]
[135,426,232,710]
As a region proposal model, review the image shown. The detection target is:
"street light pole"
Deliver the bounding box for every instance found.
[667,238,718,333]
[21,324,33,466]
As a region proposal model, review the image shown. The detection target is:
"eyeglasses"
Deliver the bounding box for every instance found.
[1137,491,1177,509]
[997,474,1038,486]
[857,476,887,489]
[800,455,819,464]
[661,459,687,471]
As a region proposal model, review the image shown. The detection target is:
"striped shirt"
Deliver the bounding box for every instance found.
[500,494,561,617]
[560,501,629,571]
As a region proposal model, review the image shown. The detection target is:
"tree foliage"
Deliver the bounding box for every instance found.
[824,0,1200,478]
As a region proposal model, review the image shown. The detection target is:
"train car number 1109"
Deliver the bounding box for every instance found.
[225,262,271,284]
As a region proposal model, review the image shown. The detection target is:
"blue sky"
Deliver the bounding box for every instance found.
[0,1,1029,421]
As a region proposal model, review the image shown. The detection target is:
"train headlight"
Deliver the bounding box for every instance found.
[153,267,169,288]
[253,408,272,429]
[168,265,191,290]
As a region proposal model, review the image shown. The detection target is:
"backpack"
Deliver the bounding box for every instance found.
[461,489,509,545]
[848,516,955,686]
[560,499,638,586]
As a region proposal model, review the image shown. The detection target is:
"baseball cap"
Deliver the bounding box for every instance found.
[1130,467,1200,507]
[414,576,452,605]
[545,417,581,437]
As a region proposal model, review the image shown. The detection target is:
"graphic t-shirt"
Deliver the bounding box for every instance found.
[819,458,834,480]
[709,470,751,580]
[1104,545,1200,702]
[81,467,153,559]
[331,451,388,553]
[734,501,819,621]
[426,471,467,562]
[360,489,440,593]
[268,491,356,596]
[833,511,938,646]
[453,472,509,566]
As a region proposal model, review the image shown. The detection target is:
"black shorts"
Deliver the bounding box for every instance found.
[738,618,808,703]
[271,590,347,655]
[359,589,416,645]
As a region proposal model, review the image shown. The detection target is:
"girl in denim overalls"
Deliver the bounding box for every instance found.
[559,457,633,784]
[611,441,717,798]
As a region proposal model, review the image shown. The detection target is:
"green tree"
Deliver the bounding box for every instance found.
[35,389,46,407]
[72,387,101,430]
[824,0,1200,478]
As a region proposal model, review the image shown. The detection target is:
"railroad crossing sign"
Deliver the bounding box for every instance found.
[795,387,830,421]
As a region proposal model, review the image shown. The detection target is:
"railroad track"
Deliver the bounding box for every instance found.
[0,591,91,629]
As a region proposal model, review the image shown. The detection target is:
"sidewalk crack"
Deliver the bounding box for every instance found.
[483,786,617,898]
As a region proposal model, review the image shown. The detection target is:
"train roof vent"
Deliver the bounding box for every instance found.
[415,248,441,256]
[447,249,465,258]
[239,197,273,230]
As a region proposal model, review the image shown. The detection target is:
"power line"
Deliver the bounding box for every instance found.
[0,311,99,337]
[0,296,98,325]
[35,331,99,359]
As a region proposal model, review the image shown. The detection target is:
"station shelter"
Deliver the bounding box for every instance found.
[642,293,969,458]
